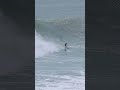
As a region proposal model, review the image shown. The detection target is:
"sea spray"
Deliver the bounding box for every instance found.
[35,31,60,58]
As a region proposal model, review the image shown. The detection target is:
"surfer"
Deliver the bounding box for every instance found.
[64,43,68,51]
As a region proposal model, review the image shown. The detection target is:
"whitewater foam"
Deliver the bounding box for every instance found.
[35,31,60,58]
[35,73,85,90]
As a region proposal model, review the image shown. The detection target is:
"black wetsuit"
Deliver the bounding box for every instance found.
[65,43,67,47]
[65,43,68,51]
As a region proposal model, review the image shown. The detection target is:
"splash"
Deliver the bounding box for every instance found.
[35,31,60,58]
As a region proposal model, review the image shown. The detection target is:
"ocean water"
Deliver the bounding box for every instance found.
[35,0,85,90]
[35,0,85,19]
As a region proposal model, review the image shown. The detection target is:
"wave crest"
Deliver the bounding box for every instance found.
[35,17,85,58]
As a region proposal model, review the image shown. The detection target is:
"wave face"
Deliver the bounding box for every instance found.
[35,17,85,57]
[35,17,85,90]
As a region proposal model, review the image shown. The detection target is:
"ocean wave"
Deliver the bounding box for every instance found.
[35,31,61,58]
[35,17,85,58]
[36,17,84,43]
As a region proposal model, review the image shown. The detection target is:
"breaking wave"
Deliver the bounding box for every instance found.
[35,17,85,58]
